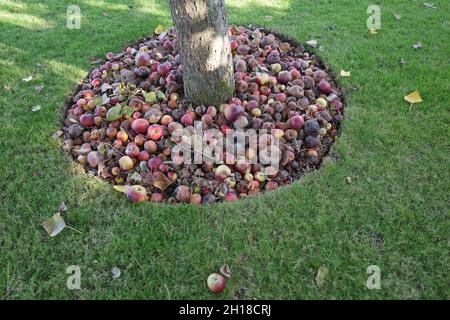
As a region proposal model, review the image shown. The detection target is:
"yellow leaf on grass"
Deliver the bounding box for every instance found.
[404,91,423,104]
[340,69,351,77]
[113,185,130,193]
[42,213,66,237]
[155,24,165,35]
[369,28,378,35]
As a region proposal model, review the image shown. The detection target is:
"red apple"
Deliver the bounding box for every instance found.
[246,100,259,111]
[190,193,202,204]
[150,193,164,202]
[144,140,158,153]
[275,93,287,102]
[134,134,146,146]
[76,98,87,109]
[167,171,178,181]
[91,78,101,88]
[224,104,244,122]
[126,185,147,203]
[94,105,107,117]
[116,130,128,142]
[287,115,305,130]
[157,62,172,76]
[219,124,231,135]
[330,100,343,111]
[318,79,332,94]
[87,151,99,168]
[278,70,292,84]
[131,118,149,134]
[215,165,231,180]
[168,121,183,134]
[255,73,269,86]
[230,39,239,50]
[125,142,140,157]
[106,127,117,138]
[135,51,150,66]
[105,52,114,60]
[290,68,301,79]
[207,273,226,293]
[160,115,173,126]
[259,85,271,96]
[147,124,164,140]
[181,113,194,126]
[79,114,94,127]
[86,99,96,111]
[206,106,217,117]
[137,150,150,161]
[265,180,278,191]
[224,192,238,202]
[235,159,250,174]
[163,40,173,50]
[147,157,162,171]
[175,185,190,203]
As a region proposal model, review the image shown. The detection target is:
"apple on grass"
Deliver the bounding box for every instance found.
[207,273,226,293]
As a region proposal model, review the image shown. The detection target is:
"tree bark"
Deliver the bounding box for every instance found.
[169,0,234,107]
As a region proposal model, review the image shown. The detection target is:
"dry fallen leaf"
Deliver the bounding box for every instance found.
[89,56,103,64]
[59,202,68,213]
[423,3,437,9]
[35,85,45,93]
[52,130,63,139]
[219,264,232,278]
[42,213,66,237]
[306,40,318,47]
[412,42,422,49]
[112,267,121,279]
[22,75,33,82]
[153,172,174,190]
[315,266,329,286]
[404,91,423,104]
[113,185,130,193]
[31,105,41,112]
[340,69,351,77]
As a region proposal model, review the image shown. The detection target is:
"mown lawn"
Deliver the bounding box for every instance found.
[0,0,449,299]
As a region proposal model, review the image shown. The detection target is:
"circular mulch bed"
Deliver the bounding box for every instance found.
[62,25,345,204]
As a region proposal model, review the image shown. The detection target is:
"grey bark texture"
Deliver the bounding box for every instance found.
[169,0,235,107]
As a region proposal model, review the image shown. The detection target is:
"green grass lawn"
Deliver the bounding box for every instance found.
[0,0,449,299]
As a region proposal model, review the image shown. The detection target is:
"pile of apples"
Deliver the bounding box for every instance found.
[62,26,344,204]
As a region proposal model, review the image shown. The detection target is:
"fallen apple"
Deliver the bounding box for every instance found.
[126,185,147,203]
[119,156,134,170]
[131,118,149,134]
[207,273,226,293]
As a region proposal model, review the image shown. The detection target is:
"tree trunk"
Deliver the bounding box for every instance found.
[169,0,235,107]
